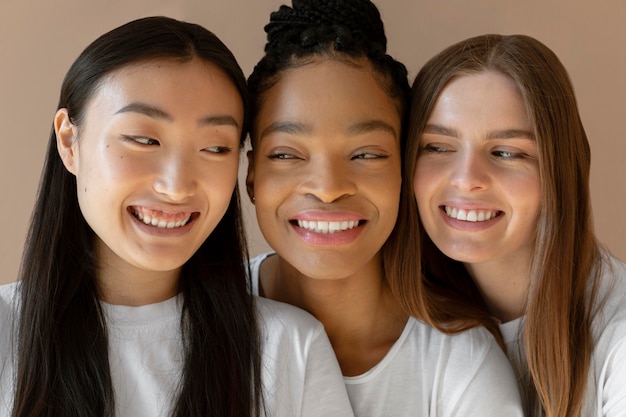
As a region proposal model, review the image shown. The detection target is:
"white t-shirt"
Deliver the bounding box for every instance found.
[249,252,524,417]
[500,253,626,417]
[0,281,354,417]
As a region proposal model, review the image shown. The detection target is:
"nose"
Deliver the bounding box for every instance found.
[297,157,357,203]
[449,151,490,192]
[153,151,197,201]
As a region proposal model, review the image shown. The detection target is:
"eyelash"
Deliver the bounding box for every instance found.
[123,136,233,154]
[420,143,529,161]
[124,136,159,146]
[267,152,299,160]
[491,150,528,160]
[266,152,388,160]
[419,144,449,154]
[205,146,233,154]
[352,152,388,160]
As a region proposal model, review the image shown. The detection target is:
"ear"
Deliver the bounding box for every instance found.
[245,150,255,204]
[54,108,79,175]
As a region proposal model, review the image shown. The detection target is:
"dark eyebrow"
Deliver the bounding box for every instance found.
[115,102,172,120]
[115,102,239,129]
[198,115,240,129]
[423,123,535,140]
[259,120,398,141]
[259,121,310,140]
[347,120,398,139]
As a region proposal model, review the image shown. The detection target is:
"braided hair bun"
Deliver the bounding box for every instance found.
[264,0,387,57]
[249,0,409,131]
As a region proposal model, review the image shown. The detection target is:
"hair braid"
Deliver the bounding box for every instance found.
[249,0,409,137]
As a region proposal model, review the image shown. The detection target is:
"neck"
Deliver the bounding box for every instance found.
[98,268,180,306]
[97,249,180,307]
[260,254,408,376]
[465,255,531,323]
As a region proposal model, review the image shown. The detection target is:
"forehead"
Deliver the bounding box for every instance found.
[100,58,233,95]
[429,70,530,128]
[255,59,400,130]
[82,58,243,123]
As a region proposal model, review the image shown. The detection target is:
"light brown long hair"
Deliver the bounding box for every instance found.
[384,34,602,417]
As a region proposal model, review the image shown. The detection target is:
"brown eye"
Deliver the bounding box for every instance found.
[124,136,159,146]
[204,146,233,154]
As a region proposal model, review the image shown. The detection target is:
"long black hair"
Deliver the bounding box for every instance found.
[12,16,262,417]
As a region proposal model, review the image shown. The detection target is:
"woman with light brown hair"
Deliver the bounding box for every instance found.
[386,33,626,416]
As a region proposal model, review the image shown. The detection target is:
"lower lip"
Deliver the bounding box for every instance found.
[129,211,196,237]
[439,207,503,231]
[291,223,364,246]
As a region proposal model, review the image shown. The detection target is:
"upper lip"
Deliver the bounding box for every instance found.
[290,209,365,222]
[439,198,501,212]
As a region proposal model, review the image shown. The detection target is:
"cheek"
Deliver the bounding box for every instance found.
[252,165,293,204]
[507,170,541,211]
[75,152,121,197]
[207,160,240,202]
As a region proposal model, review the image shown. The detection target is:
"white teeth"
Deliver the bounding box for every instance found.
[444,206,497,222]
[132,209,191,229]
[297,220,360,234]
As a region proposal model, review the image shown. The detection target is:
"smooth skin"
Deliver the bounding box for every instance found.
[414,70,540,322]
[56,58,243,306]
[247,59,407,376]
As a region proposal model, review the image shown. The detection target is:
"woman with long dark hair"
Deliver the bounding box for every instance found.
[0,16,352,417]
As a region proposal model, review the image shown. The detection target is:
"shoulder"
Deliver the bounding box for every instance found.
[401,319,523,415]
[0,281,19,317]
[591,253,626,363]
[593,253,626,335]
[410,318,517,385]
[255,296,324,341]
[255,296,331,372]
[0,281,19,299]
[408,316,501,357]
[0,282,18,394]
[398,318,513,385]
[247,252,275,296]
[589,256,626,416]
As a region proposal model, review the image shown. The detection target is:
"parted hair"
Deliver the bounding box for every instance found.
[12,16,262,417]
[247,0,410,142]
[385,34,602,417]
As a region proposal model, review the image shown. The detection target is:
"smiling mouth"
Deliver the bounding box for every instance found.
[292,219,364,234]
[130,207,195,229]
[442,206,503,222]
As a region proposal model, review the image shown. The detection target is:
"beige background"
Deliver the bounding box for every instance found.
[1,0,625,284]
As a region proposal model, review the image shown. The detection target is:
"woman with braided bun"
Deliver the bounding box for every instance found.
[245,1,524,415]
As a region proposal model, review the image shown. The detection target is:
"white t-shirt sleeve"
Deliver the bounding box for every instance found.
[598,335,626,416]
[300,327,354,417]
[593,256,626,417]
[257,297,354,417]
[436,328,524,417]
[0,282,19,416]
